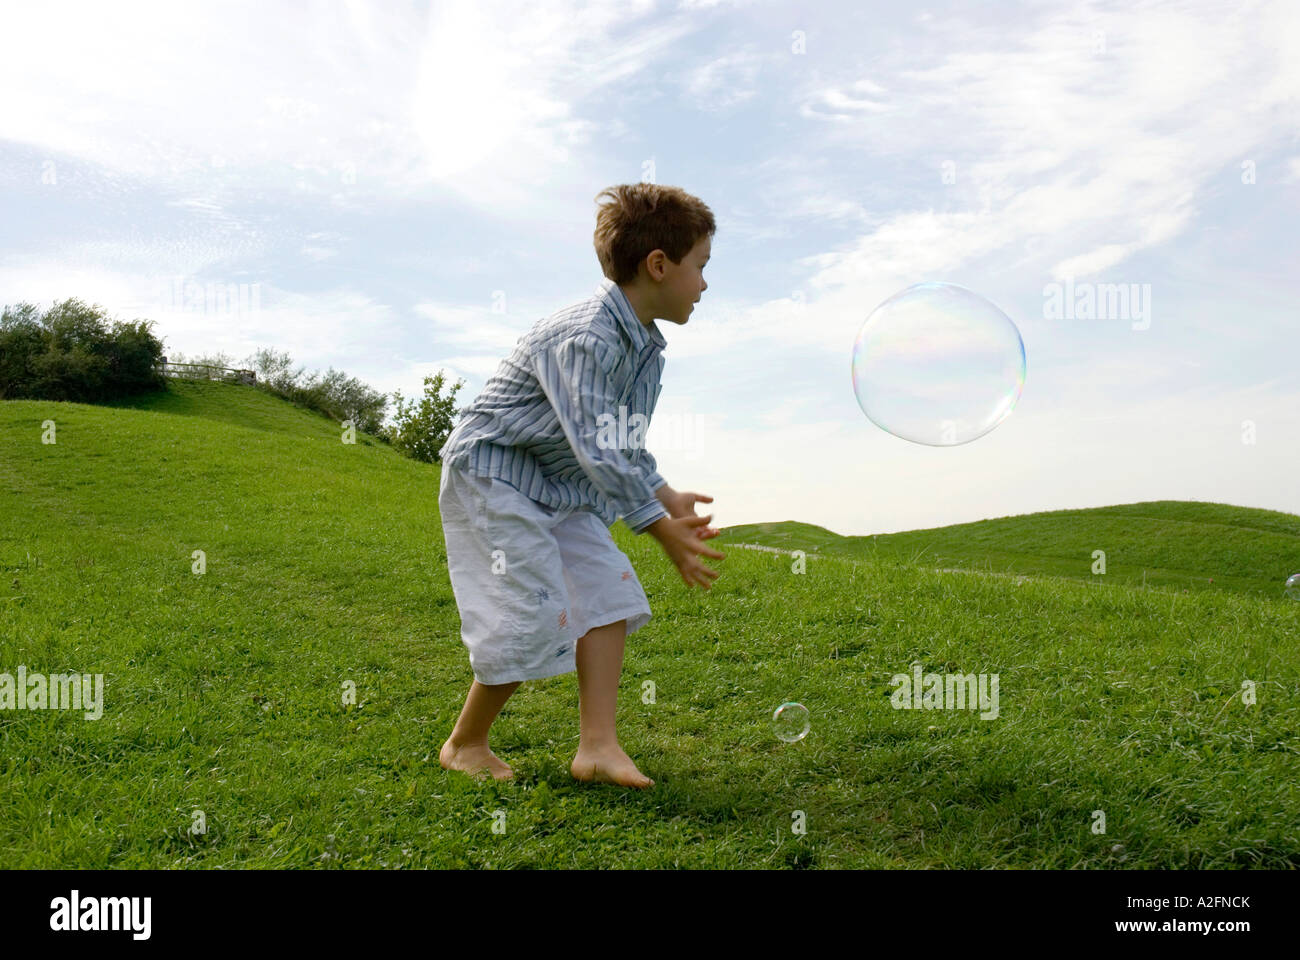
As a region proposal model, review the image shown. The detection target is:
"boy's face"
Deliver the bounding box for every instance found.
[636,234,710,326]
[677,234,711,323]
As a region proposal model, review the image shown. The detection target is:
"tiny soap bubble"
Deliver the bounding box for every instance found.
[1285,573,1300,600]
[772,702,810,742]
[852,281,1025,446]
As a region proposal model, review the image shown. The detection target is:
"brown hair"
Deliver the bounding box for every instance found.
[593,183,716,285]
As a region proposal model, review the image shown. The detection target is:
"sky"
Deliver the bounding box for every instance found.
[2,0,1297,536]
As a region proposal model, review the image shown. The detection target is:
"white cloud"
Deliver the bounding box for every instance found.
[1051,243,1134,280]
[678,48,772,110]
[0,0,679,214]
[800,78,893,121]
[301,246,339,262]
[784,0,1296,296]
[407,0,691,213]
[415,356,509,392]
[412,301,530,355]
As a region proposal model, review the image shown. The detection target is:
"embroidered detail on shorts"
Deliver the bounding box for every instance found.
[555,646,568,658]
[621,570,633,581]
[535,587,550,604]
[557,608,567,627]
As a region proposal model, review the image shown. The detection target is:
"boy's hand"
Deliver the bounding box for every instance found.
[646,514,725,590]
[664,489,720,540]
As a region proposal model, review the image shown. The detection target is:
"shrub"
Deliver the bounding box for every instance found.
[237,348,389,437]
[0,298,165,401]
[386,371,466,463]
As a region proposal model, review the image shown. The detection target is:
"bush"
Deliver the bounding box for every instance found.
[245,347,303,392]
[313,366,390,436]
[386,371,467,463]
[239,348,389,437]
[0,298,166,401]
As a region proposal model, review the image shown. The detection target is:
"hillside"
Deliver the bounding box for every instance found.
[1,378,1298,870]
[723,502,1300,600]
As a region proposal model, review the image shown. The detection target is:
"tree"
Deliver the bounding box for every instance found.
[245,347,304,392]
[0,298,165,401]
[387,371,466,463]
[314,367,389,436]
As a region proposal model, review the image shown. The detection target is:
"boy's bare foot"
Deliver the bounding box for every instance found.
[439,738,514,781]
[571,743,655,788]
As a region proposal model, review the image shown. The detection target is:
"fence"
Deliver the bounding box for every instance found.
[157,360,256,386]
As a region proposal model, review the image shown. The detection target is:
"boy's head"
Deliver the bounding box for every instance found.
[593,183,715,327]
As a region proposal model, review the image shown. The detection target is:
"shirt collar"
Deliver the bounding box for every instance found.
[595,277,667,353]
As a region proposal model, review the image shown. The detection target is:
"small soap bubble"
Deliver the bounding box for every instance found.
[852,281,1025,446]
[773,702,810,742]
[1285,573,1300,600]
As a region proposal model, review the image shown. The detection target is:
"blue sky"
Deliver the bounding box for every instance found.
[2,0,1297,535]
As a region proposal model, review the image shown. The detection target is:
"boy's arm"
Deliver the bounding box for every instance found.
[643,447,669,501]
[533,333,670,534]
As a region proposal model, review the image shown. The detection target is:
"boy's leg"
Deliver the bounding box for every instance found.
[440,679,522,781]
[449,679,522,747]
[574,619,628,748]
[572,618,654,788]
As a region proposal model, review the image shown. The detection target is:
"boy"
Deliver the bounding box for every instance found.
[436,183,726,789]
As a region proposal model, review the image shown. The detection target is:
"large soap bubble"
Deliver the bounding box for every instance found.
[852,281,1026,446]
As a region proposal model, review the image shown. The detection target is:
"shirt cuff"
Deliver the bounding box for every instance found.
[624,499,670,534]
[647,470,667,492]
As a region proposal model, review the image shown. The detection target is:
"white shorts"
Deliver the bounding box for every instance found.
[438,463,652,684]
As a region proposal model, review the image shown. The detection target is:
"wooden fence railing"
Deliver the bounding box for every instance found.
[156,360,256,385]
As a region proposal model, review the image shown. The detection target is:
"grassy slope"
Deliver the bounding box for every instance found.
[724,502,1300,600]
[1,379,1297,869]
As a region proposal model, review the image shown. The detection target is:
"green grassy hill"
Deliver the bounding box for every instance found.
[724,502,1300,600]
[2,379,1298,869]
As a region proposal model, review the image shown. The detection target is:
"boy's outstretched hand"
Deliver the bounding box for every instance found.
[663,489,721,540]
[646,513,726,590]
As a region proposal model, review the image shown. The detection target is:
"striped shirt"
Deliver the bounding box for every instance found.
[437,277,671,534]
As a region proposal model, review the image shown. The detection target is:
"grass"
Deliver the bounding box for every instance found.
[1,378,1297,868]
